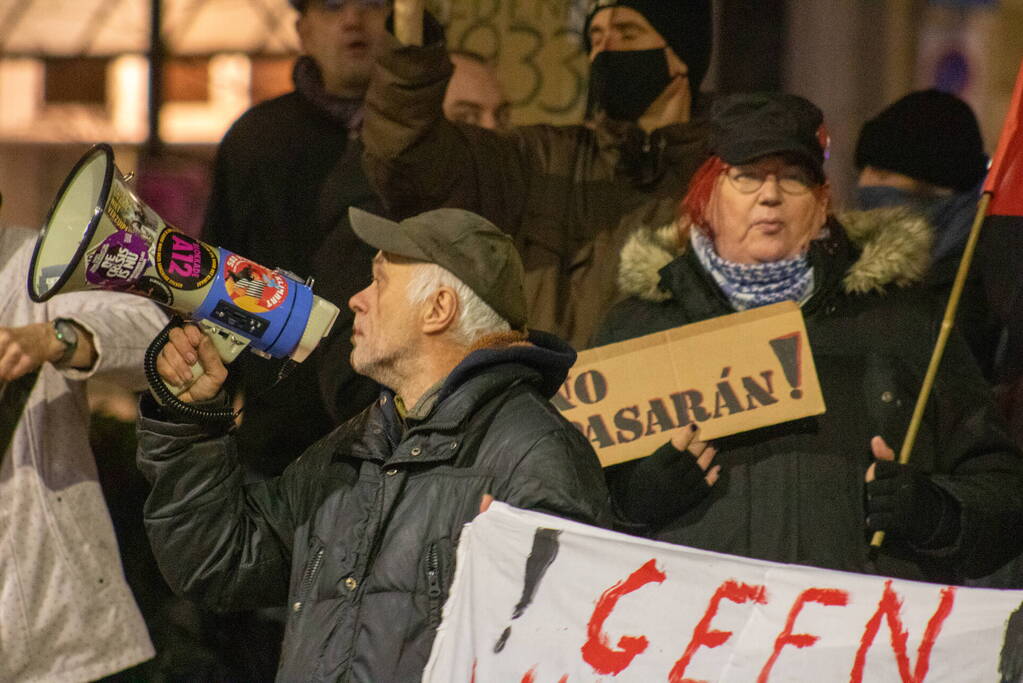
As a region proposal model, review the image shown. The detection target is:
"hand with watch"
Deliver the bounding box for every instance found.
[0,318,95,381]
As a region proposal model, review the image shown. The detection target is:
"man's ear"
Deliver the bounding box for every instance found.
[422,286,459,335]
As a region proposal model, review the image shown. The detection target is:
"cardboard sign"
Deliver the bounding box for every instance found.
[428,0,589,126]
[554,301,826,467]
[424,504,1023,683]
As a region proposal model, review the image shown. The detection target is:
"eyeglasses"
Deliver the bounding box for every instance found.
[724,165,817,195]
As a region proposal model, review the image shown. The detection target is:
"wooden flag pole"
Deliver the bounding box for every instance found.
[870,191,991,549]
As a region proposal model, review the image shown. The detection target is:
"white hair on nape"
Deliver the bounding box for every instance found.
[406,262,510,345]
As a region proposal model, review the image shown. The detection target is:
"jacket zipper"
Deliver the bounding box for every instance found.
[426,544,442,626]
[293,546,325,615]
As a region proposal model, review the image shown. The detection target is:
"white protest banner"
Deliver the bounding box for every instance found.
[554,301,826,467]
[424,503,1023,682]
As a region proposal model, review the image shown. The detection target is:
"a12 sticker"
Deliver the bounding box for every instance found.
[222,254,289,313]
[155,229,218,290]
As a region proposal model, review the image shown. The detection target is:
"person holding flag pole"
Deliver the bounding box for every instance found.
[869,62,1023,550]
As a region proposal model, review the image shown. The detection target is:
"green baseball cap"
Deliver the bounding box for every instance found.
[348,207,528,330]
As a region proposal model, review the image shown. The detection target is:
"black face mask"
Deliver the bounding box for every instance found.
[589,48,673,122]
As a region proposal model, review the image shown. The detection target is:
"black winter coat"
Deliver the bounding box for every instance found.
[137,332,610,682]
[204,88,380,477]
[595,208,1023,584]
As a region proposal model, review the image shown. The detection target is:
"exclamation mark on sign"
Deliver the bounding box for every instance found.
[769,332,803,399]
[493,527,562,653]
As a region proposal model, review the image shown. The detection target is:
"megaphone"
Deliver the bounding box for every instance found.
[29,143,339,418]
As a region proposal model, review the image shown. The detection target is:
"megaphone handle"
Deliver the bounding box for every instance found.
[144,317,247,424]
[157,320,249,397]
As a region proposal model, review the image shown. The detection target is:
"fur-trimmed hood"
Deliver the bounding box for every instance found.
[617,206,933,303]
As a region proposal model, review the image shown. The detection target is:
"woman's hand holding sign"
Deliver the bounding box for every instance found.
[607,424,720,529]
[672,424,720,487]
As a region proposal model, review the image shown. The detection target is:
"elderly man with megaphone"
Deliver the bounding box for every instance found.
[135,206,611,682]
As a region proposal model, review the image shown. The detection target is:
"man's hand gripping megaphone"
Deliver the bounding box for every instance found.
[154,323,230,404]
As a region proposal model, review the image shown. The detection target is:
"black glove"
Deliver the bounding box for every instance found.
[607,439,713,528]
[865,461,960,548]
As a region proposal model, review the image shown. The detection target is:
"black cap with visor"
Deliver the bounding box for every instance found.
[710,92,827,182]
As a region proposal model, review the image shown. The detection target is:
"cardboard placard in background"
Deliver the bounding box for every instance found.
[427,0,589,125]
[554,301,826,467]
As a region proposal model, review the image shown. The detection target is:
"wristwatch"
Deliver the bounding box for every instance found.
[52,318,79,366]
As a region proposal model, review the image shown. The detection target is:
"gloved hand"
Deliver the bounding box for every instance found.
[607,424,720,527]
[865,436,960,548]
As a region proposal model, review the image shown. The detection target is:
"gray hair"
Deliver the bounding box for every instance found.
[406,263,510,345]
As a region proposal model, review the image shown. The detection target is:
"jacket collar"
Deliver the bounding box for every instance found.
[352,330,577,464]
[441,330,575,400]
[617,206,933,307]
[418,329,576,430]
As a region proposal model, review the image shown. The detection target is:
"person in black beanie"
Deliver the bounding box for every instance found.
[855,90,987,273]
[584,0,713,121]
[360,0,714,350]
[856,89,988,196]
[854,89,1023,400]
[854,95,1023,590]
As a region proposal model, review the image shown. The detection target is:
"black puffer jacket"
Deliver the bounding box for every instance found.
[137,331,610,682]
[595,208,1023,584]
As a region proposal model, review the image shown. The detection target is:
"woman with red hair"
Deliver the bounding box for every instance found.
[594,92,1023,584]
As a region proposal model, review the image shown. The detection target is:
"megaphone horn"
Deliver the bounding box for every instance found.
[30,144,340,420]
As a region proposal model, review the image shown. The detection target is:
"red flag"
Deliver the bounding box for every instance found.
[984,59,1023,216]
